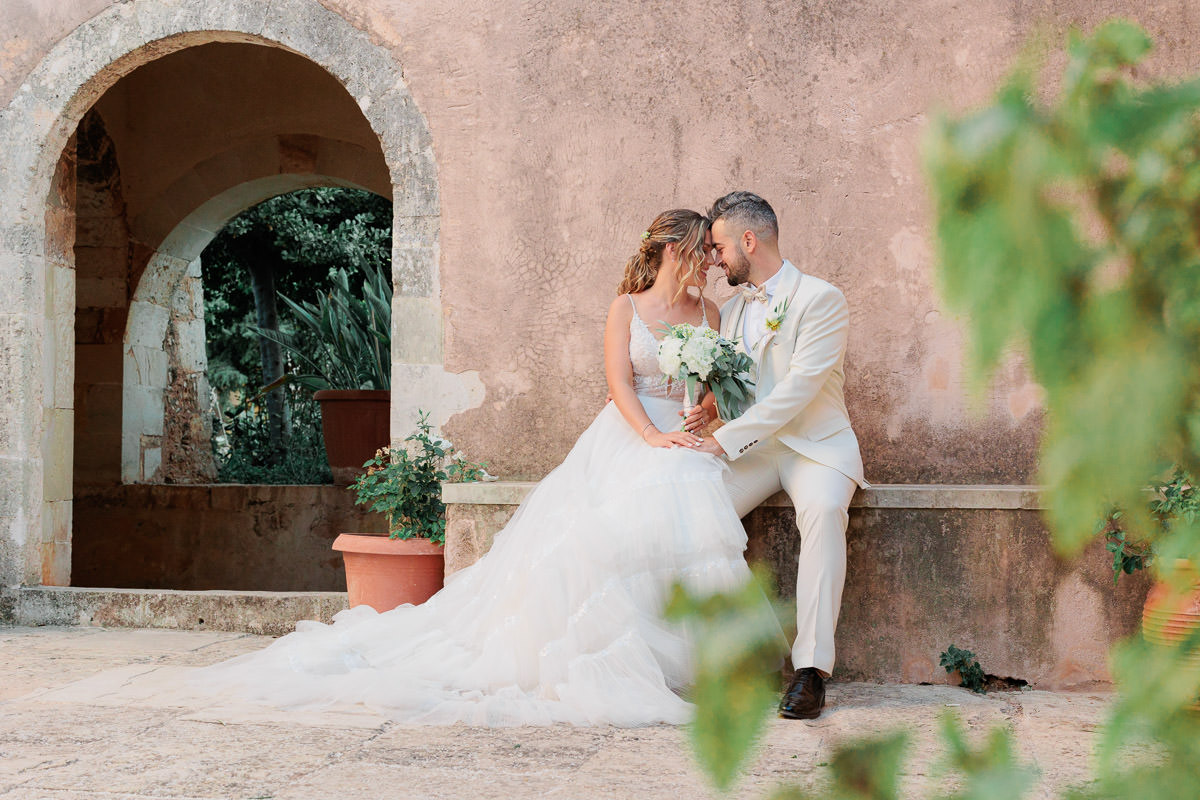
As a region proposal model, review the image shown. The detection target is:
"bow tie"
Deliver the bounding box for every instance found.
[740,284,769,304]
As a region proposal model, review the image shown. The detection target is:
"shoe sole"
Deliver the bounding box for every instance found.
[778,706,823,720]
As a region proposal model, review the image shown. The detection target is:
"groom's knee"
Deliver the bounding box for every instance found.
[792,498,849,529]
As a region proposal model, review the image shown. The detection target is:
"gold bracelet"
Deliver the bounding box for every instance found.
[641,422,654,439]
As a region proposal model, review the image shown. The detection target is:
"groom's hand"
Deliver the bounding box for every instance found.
[694,437,726,457]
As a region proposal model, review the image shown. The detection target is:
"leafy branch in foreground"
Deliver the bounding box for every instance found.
[925,17,1200,799]
[663,565,791,794]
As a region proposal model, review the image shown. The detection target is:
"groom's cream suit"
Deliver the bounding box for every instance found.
[712,259,866,675]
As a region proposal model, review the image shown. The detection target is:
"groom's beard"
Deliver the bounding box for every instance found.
[723,249,752,286]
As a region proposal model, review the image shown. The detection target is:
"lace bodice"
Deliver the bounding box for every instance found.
[627,295,709,400]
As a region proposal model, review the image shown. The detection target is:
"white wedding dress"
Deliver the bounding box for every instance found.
[199,298,757,726]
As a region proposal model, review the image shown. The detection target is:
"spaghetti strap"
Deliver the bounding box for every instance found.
[626,293,641,321]
[700,298,709,327]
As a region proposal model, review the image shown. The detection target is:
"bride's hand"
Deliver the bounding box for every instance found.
[679,404,710,432]
[644,428,704,449]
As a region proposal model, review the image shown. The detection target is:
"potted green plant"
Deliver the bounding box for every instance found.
[334,412,491,611]
[1103,467,1200,704]
[257,262,392,483]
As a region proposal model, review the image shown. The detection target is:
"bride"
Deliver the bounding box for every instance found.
[200,209,764,726]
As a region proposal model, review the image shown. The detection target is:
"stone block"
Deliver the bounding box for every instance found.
[74,216,129,248]
[0,511,25,587]
[126,345,169,388]
[444,504,518,576]
[13,586,348,636]
[129,0,270,47]
[127,299,172,347]
[77,276,128,309]
[0,253,38,308]
[0,221,43,256]
[41,408,73,502]
[391,296,441,363]
[391,246,437,298]
[41,499,70,545]
[47,266,75,409]
[76,245,130,279]
[74,343,122,386]
[124,383,165,438]
[78,382,122,433]
[73,429,122,486]
[170,317,209,374]
[121,430,140,483]
[262,0,399,101]
[142,445,162,481]
[386,149,440,218]
[0,458,23,519]
[134,258,189,309]
[44,204,75,264]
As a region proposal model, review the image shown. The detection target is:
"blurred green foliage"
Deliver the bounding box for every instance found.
[674,19,1200,800]
[663,565,791,793]
[926,20,1200,796]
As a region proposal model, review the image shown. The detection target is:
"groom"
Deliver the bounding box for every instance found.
[692,191,867,720]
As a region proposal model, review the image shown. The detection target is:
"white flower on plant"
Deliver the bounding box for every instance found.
[657,336,685,377]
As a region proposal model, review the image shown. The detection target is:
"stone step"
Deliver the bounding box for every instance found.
[5,586,347,636]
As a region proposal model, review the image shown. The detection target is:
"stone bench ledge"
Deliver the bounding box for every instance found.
[443,482,1045,510]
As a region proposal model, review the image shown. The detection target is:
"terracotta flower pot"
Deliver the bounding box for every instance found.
[314,390,390,484]
[332,533,445,612]
[1142,559,1200,709]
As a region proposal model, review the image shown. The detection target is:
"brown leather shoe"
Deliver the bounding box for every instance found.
[779,667,825,719]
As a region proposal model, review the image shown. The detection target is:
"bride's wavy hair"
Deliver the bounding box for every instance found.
[616,209,710,299]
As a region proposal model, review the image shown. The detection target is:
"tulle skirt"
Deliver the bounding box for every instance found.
[196,395,755,726]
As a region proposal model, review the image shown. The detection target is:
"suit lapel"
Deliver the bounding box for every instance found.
[751,261,804,385]
[727,295,749,354]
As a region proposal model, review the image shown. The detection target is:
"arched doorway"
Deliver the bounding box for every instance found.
[0,0,476,597]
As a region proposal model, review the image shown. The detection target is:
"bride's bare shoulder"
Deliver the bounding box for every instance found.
[606,293,635,323]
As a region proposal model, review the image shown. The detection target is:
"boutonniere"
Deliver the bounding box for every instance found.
[765,297,791,332]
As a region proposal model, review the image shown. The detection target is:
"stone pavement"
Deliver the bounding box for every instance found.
[0,626,1112,800]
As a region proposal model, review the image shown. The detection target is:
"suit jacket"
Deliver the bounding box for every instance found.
[712,260,867,487]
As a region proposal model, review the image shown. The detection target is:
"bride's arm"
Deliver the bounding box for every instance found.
[604,296,702,449]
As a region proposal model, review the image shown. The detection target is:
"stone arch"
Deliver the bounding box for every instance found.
[122,171,390,484]
[0,0,483,591]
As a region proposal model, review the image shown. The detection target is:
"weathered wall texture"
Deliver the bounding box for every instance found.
[0,1,1190,659]
[3,0,1198,485]
[446,497,1149,688]
[72,485,385,591]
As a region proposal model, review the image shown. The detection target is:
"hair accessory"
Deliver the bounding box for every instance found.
[640,231,651,241]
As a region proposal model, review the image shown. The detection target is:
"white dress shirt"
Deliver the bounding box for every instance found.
[742,268,784,349]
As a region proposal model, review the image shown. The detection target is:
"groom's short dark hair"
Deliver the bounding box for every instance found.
[708,191,778,241]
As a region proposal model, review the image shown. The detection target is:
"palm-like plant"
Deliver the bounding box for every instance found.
[257,263,392,391]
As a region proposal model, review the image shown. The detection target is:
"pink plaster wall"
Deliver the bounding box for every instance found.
[5,1,1200,484]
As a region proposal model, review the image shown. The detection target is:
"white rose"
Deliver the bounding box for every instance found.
[657,337,685,377]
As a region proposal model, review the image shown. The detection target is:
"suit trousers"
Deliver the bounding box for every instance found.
[722,440,857,675]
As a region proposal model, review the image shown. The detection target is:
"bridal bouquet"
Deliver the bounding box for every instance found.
[657,323,755,423]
